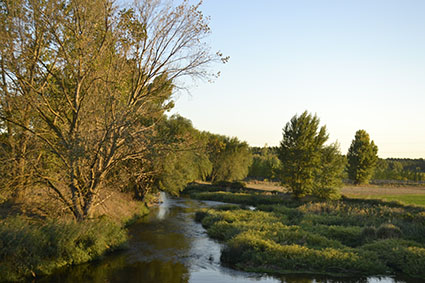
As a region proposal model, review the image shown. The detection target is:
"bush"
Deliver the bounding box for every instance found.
[257,205,303,224]
[303,225,363,247]
[361,239,425,277]
[221,232,386,275]
[376,223,402,239]
[360,226,377,243]
[0,216,127,281]
[194,211,209,223]
[207,221,242,241]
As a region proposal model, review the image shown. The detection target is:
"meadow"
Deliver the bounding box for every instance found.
[186,183,425,279]
[244,180,425,207]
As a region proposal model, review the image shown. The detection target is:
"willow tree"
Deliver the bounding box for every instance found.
[0,0,225,220]
[206,134,252,182]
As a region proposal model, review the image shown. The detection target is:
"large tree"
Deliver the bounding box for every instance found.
[347,130,378,184]
[278,111,345,199]
[0,0,224,220]
[206,134,252,182]
[248,145,281,180]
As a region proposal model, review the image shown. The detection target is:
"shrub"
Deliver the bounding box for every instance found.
[304,225,363,247]
[361,239,425,277]
[360,226,377,243]
[194,211,209,223]
[273,227,345,249]
[221,231,386,275]
[207,221,241,241]
[257,205,303,224]
[376,223,402,239]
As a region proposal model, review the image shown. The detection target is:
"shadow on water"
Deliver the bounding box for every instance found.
[40,193,423,283]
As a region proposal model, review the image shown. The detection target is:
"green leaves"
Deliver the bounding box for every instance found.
[347,130,379,184]
[206,134,252,182]
[278,111,344,199]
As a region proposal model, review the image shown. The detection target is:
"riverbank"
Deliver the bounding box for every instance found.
[186,183,425,279]
[0,189,155,282]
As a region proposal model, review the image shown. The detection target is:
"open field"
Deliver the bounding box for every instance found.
[245,181,425,207]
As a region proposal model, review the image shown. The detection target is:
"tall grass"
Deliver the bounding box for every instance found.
[0,216,127,281]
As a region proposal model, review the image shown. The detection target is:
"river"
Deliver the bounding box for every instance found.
[41,193,422,283]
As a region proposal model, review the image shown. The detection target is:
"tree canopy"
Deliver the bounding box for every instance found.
[278,111,345,199]
[0,0,224,220]
[347,130,379,185]
[206,134,252,182]
[248,146,281,180]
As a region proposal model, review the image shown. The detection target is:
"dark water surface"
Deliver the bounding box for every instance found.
[41,193,422,283]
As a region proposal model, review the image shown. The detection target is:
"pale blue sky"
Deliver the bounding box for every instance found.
[169,0,425,158]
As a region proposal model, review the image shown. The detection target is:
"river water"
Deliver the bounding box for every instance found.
[42,193,421,283]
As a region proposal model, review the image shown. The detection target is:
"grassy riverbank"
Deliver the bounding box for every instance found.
[0,190,153,282]
[0,216,127,281]
[186,183,425,278]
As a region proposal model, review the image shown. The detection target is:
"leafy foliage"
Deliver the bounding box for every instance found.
[152,116,212,195]
[347,130,379,184]
[373,158,425,182]
[191,186,425,278]
[0,0,223,220]
[206,134,252,182]
[248,146,282,180]
[278,111,345,199]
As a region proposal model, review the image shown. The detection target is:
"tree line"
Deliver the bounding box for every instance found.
[250,112,425,197]
[374,158,425,182]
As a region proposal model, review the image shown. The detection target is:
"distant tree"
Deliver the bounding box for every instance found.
[278,111,344,199]
[373,158,425,182]
[347,130,379,184]
[248,145,281,180]
[152,116,212,195]
[206,134,252,182]
[313,143,346,199]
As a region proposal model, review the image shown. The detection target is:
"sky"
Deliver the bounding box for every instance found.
[169,0,425,159]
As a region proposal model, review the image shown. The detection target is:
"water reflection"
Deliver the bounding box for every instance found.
[41,193,422,283]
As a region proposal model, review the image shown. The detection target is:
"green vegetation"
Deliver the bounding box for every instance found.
[374,158,425,182]
[347,130,379,185]
[0,216,127,281]
[0,0,223,220]
[277,111,345,199]
[0,0,424,281]
[350,194,425,207]
[0,0,238,280]
[206,134,252,182]
[188,184,425,278]
[248,146,281,180]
